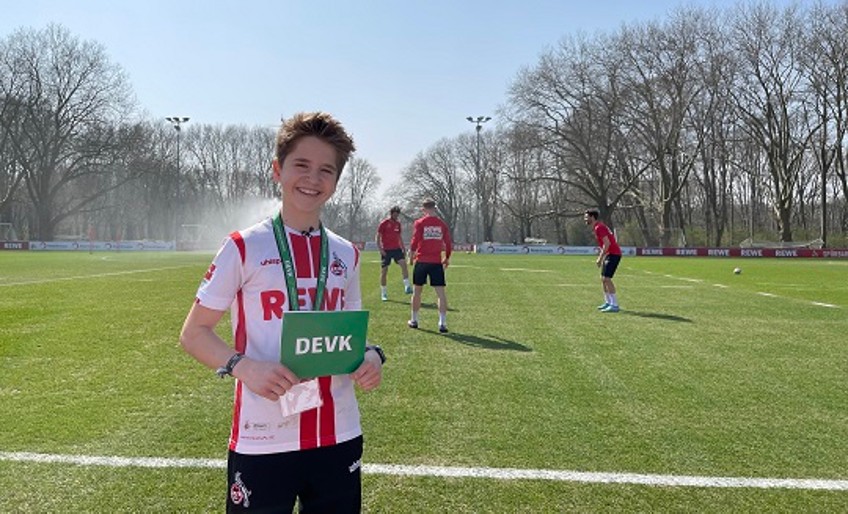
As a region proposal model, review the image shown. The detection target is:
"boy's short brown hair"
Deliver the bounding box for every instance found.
[422,198,436,209]
[275,112,356,182]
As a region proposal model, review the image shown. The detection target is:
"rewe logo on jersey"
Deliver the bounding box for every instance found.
[203,264,216,282]
[260,288,345,319]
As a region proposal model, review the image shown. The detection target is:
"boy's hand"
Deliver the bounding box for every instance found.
[351,351,383,391]
[233,357,301,401]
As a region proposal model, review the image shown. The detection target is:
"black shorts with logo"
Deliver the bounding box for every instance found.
[601,254,621,278]
[226,436,363,513]
[412,262,446,287]
[380,248,405,268]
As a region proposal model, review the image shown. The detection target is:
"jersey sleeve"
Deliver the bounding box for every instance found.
[343,247,362,311]
[409,220,421,254]
[195,237,243,312]
[443,219,453,258]
[376,220,385,247]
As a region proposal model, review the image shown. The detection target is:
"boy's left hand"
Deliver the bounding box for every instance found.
[351,350,383,391]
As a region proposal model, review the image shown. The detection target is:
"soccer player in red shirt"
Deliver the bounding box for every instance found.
[408,198,453,332]
[584,208,622,312]
[376,206,411,301]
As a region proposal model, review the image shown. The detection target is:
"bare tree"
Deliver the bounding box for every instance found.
[182,124,276,235]
[330,156,381,240]
[616,11,710,245]
[805,2,848,246]
[498,126,547,242]
[729,4,819,242]
[0,25,135,240]
[457,129,501,242]
[688,13,738,246]
[398,139,462,230]
[506,33,641,233]
[0,87,27,225]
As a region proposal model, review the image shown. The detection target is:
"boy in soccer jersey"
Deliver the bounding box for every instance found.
[376,205,412,301]
[584,208,622,312]
[408,198,453,333]
[180,112,384,513]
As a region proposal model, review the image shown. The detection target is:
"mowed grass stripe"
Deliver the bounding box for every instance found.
[0,265,197,287]
[4,452,848,491]
[637,267,843,308]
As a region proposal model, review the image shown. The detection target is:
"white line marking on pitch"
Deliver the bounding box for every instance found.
[2,452,847,491]
[811,302,839,308]
[0,266,196,287]
[757,292,778,298]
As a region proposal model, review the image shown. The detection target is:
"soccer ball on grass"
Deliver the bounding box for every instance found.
[733,267,742,275]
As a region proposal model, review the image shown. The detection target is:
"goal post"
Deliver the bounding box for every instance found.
[739,237,824,249]
[0,222,18,241]
[179,224,207,243]
[177,224,217,251]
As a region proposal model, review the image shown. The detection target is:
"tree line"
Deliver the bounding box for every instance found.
[3,2,848,247]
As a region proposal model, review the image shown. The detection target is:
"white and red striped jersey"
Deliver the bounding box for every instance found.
[195,217,363,455]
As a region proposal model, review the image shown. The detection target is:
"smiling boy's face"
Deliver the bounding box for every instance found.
[273,136,339,223]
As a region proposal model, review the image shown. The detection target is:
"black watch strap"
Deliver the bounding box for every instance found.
[366,344,386,365]
[216,353,245,378]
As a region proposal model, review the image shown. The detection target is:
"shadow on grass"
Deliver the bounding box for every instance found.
[384,300,458,312]
[620,310,693,323]
[415,329,531,352]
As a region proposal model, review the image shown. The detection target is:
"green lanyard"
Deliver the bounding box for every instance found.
[271,212,329,311]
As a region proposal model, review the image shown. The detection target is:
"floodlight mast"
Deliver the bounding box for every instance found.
[466,116,491,242]
[166,117,190,244]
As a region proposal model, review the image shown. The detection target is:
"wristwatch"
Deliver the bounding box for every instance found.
[216,353,245,378]
[365,344,386,365]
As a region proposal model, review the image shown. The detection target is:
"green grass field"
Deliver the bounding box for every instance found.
[1,251,847,512]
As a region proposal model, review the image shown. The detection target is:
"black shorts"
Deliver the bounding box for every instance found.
[601,254,621,278]
[412,262,446,287]
[226,436,363,513]
[380,248,405,268]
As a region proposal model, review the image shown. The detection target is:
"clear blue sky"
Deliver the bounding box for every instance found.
[1,0,797,196]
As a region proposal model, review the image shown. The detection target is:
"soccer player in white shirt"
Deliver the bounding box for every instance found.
[180,112,384,513]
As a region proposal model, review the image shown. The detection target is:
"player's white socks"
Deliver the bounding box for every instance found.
[381,286,387,296]
[604,293,612,304]
[439,312,447,326]
[609,294,618,307]
[403,278,410,288]
[410,311,418,322]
